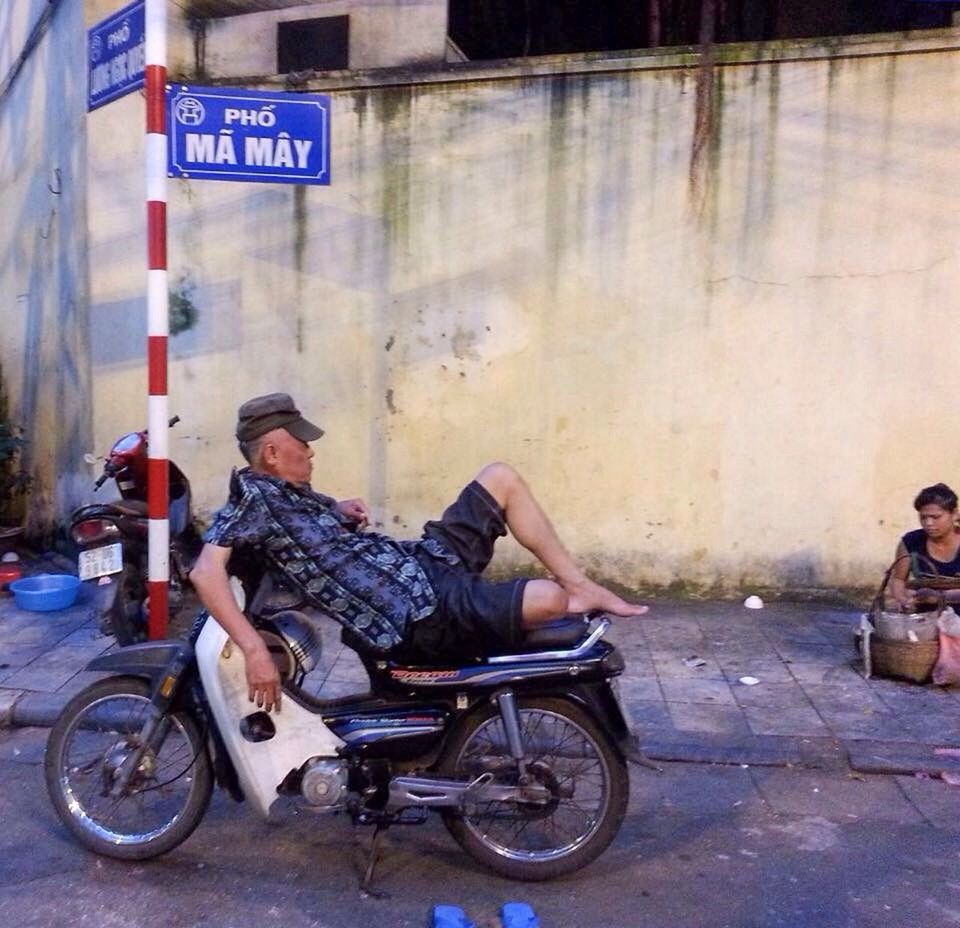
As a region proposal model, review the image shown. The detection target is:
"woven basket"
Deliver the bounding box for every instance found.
[908,575,960,591]
[869,637,939,684]
[874,610,940,642]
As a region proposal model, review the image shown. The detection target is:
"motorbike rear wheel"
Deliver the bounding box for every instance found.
[44,677,212,860]
[438,696,629,881]
[104,564,147,645]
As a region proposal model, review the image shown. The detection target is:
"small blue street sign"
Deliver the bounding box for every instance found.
[88,0,145,111]
[166,84,331,186]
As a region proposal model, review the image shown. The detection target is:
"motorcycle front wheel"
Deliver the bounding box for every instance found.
[438,696,629,881]
[44,676,212,860]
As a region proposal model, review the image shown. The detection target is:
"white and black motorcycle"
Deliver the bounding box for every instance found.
[44,569,651,883]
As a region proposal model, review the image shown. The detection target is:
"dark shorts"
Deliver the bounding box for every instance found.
[394,481,528,663]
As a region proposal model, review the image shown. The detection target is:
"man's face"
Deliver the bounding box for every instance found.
[260,427,314,484]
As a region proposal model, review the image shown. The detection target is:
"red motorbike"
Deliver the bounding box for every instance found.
[69,417,202,645]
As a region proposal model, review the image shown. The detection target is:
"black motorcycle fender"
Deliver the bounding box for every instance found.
[553,680,633,755]
[85,645,246,802]
[85,574,121,615]
[85,641,190,683]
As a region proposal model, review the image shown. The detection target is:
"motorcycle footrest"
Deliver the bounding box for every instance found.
[356,806,429,827]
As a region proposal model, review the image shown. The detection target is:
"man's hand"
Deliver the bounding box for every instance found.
[337,497,370,529]
[244,641,282,713]
[191,543,283,713]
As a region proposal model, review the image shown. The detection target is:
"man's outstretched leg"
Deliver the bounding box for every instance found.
[475,462,649,621]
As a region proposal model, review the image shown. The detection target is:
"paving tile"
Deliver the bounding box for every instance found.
[621,657,656,677]
[617,675,663,702]
[895,775,960,829]
[0,688,21,725]
[789,662,868,685]
[0,726,46,764]
[802,682,887,712]
[624,699,673,729]
[817,623,860,643]
[731,681,812,709]
[717,657,795,684]
[817,711,914,742]
[55,670,112,698]
[702,634,772,649]
[772,642,848,664]
[652,654,726,681]
[644,638,708,654]
[643,624,705,648]
[742,705,831,737]
[899,714,960,745]
[645,636,710,653]
[55,623,114,650]
[659,677,736,706]
[707,641,782,661]
[848,740,960,775]
[801,696,901,743]
[638,763,762,815]
[0,644,108,693]
[762,619,832,641]
[750,767,922,824]
[666,702,751,735]
[873,681,960,716]
[611,638,653,657]
[0,645,51,682]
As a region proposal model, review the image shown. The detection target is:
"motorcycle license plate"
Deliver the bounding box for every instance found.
[78,543,123,581]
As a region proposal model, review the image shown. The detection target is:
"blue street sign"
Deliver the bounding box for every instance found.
[166,84,330,186]
[88,0,145,111]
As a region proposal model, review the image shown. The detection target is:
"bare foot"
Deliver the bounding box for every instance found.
[565,579,649,616]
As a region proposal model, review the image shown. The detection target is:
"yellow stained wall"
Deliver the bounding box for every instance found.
[0,0,92,540]
[12,13,960,595]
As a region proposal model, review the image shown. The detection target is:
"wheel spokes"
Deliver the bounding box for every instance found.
[59,695,196,842]
[458,708,610,860]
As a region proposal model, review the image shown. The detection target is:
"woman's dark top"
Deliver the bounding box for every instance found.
[901,528,960,577]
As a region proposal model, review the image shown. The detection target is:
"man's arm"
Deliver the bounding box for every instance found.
[190,543,282,712]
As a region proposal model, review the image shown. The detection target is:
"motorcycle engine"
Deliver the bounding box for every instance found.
[257,610,322,682]
[300,758,348,808]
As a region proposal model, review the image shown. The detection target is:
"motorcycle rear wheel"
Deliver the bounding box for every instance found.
[105,564,147,645]
[44,677,212,860]
[438,696,628,881]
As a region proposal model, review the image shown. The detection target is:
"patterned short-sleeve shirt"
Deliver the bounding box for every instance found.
[203,468,452,652]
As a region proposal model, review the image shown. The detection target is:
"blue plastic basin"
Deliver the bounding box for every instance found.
[9,574,81,612]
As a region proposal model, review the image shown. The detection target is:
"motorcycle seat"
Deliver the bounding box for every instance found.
[77,499,148,518]
[340,614,592,666]
[512,614,591,652]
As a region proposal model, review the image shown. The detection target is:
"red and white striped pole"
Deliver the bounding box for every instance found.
[145,0,168,639]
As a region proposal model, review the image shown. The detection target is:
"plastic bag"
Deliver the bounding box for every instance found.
[932,610,960,685]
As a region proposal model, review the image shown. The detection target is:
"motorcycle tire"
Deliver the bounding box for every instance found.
[44,676,212,861]
[438,696,629,881]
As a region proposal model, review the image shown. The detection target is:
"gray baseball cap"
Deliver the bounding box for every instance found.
[235,392,324,443]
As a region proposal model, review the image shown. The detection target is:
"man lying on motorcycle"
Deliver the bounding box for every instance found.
[190,393,649,714]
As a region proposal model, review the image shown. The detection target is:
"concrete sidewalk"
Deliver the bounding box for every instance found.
[2,553,959,777]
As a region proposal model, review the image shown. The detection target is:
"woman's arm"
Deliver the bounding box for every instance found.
[889,540,914,610]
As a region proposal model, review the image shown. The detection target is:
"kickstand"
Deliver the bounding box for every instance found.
[359,823,390,898]
[623,735,663,772]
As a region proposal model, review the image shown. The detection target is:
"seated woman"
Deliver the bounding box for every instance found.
[890,483,960,611]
